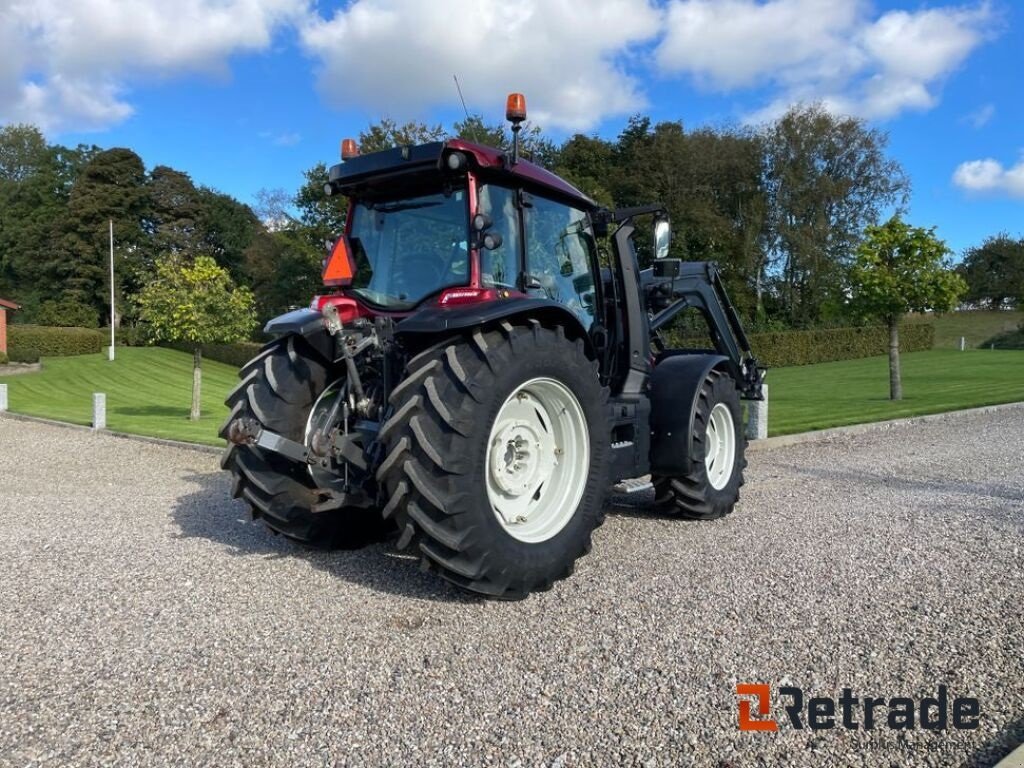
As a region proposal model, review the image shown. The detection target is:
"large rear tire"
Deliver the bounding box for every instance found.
[377,322,609,599]
[220,335,386,547]
[652,369,747,520]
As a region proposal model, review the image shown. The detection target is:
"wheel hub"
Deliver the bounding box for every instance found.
[490,417,551,496]
[485,379,589,543]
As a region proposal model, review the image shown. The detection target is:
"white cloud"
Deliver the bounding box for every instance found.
[0,0,306,132]
[299,0,661,132]
[963,103,995,128]
[656,0,995,121]
[953,156,1024,199]
[0,0,998,136]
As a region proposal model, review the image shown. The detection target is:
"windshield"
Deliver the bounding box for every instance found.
[348,187,470,309]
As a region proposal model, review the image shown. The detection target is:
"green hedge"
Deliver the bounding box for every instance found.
[164,341,265,368]
[664,323,935,368]
[7,325,106,363]
[981,325,1024,350]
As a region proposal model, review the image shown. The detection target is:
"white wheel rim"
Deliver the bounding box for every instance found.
[705,402,736,491]
[485,377,590,543]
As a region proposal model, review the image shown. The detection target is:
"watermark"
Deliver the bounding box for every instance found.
[736,684,980,732]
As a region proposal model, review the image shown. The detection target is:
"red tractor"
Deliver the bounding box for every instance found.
[222,94,764,599]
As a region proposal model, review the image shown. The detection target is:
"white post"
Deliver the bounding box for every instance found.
[0,383,7,412]
[92,393,106,430]
[959,336,965,351]
[108,218,115,362]
[746,384,768,440]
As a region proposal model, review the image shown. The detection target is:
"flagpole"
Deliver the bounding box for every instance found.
[109,218,115,362]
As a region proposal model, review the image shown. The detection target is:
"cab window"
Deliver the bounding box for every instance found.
[524,196,598,327]
[477,184,520,290]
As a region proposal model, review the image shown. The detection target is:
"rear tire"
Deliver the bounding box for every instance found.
[652,369,746,520]
[220,335,387,547]
[377,322,609,599]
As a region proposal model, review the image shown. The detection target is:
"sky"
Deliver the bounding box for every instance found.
[1,0,1021,257]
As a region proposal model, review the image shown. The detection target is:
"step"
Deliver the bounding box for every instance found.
[613,477,654,494]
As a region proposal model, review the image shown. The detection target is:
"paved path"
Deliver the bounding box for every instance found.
[0,410,1021,767]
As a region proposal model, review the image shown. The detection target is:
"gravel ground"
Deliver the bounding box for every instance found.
[0,409,1022,768]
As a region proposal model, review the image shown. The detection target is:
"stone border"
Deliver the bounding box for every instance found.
[4,400,1023,458]
[0,411,222,455]
[0,362,42,376]
[748,401,1024,451]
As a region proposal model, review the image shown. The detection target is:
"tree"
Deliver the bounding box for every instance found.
[57,148,148,325]
[764,105,910,327]
[135,256,255,420]
[358,118,447,153]
[0,126,86,310]
[144,165,203,259]
[195,187,262,281]
[958,233,1024,309]
[849,218,966,400]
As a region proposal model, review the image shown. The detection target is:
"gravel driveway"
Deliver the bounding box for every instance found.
[1,408,1022,767]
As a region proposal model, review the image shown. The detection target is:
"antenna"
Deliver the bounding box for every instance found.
[453,75,481,143]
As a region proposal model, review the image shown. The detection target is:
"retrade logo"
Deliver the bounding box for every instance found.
[736,684,778,731]
[736,684,980,732]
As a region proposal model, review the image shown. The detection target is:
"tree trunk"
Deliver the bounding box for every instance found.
[190,347,202,421]
[888,319,902,401]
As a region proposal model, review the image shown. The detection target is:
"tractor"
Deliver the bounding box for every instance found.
[221,93,765,599]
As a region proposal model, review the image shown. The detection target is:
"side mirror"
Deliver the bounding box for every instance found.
[654,216,671,259]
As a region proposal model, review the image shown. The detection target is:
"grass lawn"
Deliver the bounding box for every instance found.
[1,345,1021,444]
[0,347,237,445]
[767,349,1024,435]
[910,310,1023,349]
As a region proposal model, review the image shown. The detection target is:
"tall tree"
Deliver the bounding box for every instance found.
[958,233,1024,309]
[0,126,62,305]
[553,134,617,207]
[195,187,262,281]
[135,255,255,420]
[144,165,204,263]
[849,218,965,400]
[764,104,910,327]
[56,148,149,326]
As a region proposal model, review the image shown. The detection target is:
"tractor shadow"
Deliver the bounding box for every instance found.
[169,470,481,604]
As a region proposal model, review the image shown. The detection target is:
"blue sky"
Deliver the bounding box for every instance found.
[2,0,1020,257]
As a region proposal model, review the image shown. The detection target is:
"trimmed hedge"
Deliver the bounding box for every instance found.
[664,323,935,368]
[164,341,265,368]
[981,325,1024,350]
[7,325,106,363]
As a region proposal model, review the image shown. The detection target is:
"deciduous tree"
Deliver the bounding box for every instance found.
[849,218,966,400]
[135,255,255,420]
[958,233,1024,309]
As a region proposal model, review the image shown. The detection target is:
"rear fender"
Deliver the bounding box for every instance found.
[263,308,334,363]
[394,298,594,356]
[649,353,730,476]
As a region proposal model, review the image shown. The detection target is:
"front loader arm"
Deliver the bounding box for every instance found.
[642,261,765,400]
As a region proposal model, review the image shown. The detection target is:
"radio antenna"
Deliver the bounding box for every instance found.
[453,75,481,143]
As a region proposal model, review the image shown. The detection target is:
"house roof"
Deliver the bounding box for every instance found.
[0,298,21,311]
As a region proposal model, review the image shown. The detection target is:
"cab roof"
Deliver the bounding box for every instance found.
[326,138,598,211]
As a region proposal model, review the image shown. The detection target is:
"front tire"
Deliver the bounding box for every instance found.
[377,322,609,599]
[652,369,746,520]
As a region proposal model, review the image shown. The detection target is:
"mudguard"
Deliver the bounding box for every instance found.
[649,353,730,476]
[263,308,334,362]
[395,298,593,354]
